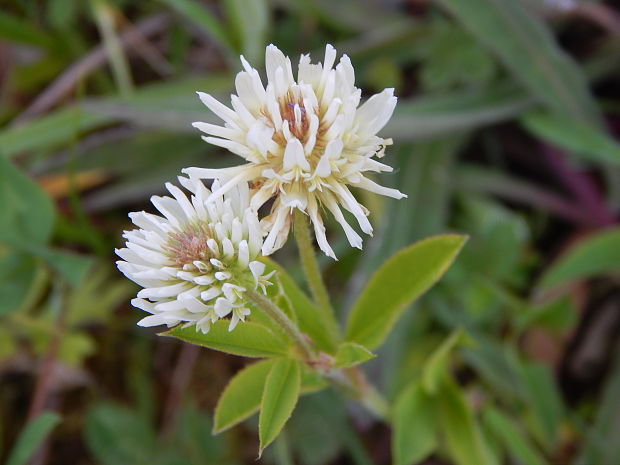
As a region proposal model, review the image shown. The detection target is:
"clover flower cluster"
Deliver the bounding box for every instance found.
[186,44,405,259]
[117,44,402,333]
[116,177,273,333]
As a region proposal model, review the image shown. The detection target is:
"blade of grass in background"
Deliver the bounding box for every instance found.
[0,75,229,159]
[521,110,620,165]
[388,84,533,141]
[573,347,620,465]
[5,412,61,465]
[537,226,620,292]
[437,0,601,127]
[160,0,236,61]
[222,0,269,63]
[91,0,134,96]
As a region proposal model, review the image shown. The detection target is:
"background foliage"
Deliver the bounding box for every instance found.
[1,0,620,464]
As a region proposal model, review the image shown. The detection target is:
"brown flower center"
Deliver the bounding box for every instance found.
[164,222,213,267]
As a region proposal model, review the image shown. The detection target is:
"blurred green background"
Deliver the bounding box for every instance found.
[2,0,620,464]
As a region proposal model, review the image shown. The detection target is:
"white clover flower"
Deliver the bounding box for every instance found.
[116,176,274,333]
[184,44,405,259]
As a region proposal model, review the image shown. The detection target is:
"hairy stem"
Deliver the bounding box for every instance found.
[245,288,315,361]
[293,209,340,344]
[290,210,388,419]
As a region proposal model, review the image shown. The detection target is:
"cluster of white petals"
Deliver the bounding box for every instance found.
[185,44,405,259]
[116,177,273,333]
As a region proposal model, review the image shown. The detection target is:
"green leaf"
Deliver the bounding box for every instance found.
[333,342,376,368]
[519,362,563,448]
[47,0,80,29]
[392,382,437,465]
[0,157,55,245]
[259,358,301,455]
[262,258,338,353]
[0,251,39,316]
[517,296,577,333]
[462,338,526,400]
[213,360,326,435]
[84,403,155,465]
[27,247,93,287]
[538,226,620,291]
[345,234,467,350]
[0,326,16,359]
[0,108,109,159]
[575,346,620,464]
[214,359,275,433]
[422,329,465,394]
[175,405,228,463]
[437,377,496,465]
[165,320,290,358]
[483,407,547,465]
[522,110,620,165]
[0,12,56,49]
[437,0,600,127]
[416,18,497,92]
[58,332,96,366]
[6,412,61,465]
[455,197,529,281]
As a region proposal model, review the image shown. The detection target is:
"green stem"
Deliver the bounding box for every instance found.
[293,209,340,344]
[326,367,390,422]
[246,287,388,421]
[245,288,315,361]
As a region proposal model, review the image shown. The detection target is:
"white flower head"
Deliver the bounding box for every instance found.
[116,176,274,333]
[184,44,406,259]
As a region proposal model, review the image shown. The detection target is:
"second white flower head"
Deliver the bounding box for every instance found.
[186,44,405,259]
[116,177,273,334]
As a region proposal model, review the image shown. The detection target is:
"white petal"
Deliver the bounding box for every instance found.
[192,121,240,140]
[321,44,337,83]
[214,297,233,317]
[165,183,195,219]
[222,237,235,259]
[235,71,264,113]
[228,313,240,331]
[353,175,407,199]
[137,314,173,327]
[265,44,293,86]
[131,298,156,313]
[307,196,336,259]
[323,195,363,249]
[331,184,373,235]
[181,296,211,313]
[261,205,291,256]
[137,282,188,299]
[201,287,221,301]
[201,136,253,159]
[282,138,310,171]
[196,92,241,128]
[355,88,397,135]
[151,196,186,228]
[194,275,215,286]
[237,240,250,268]
[249,261,266,285]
